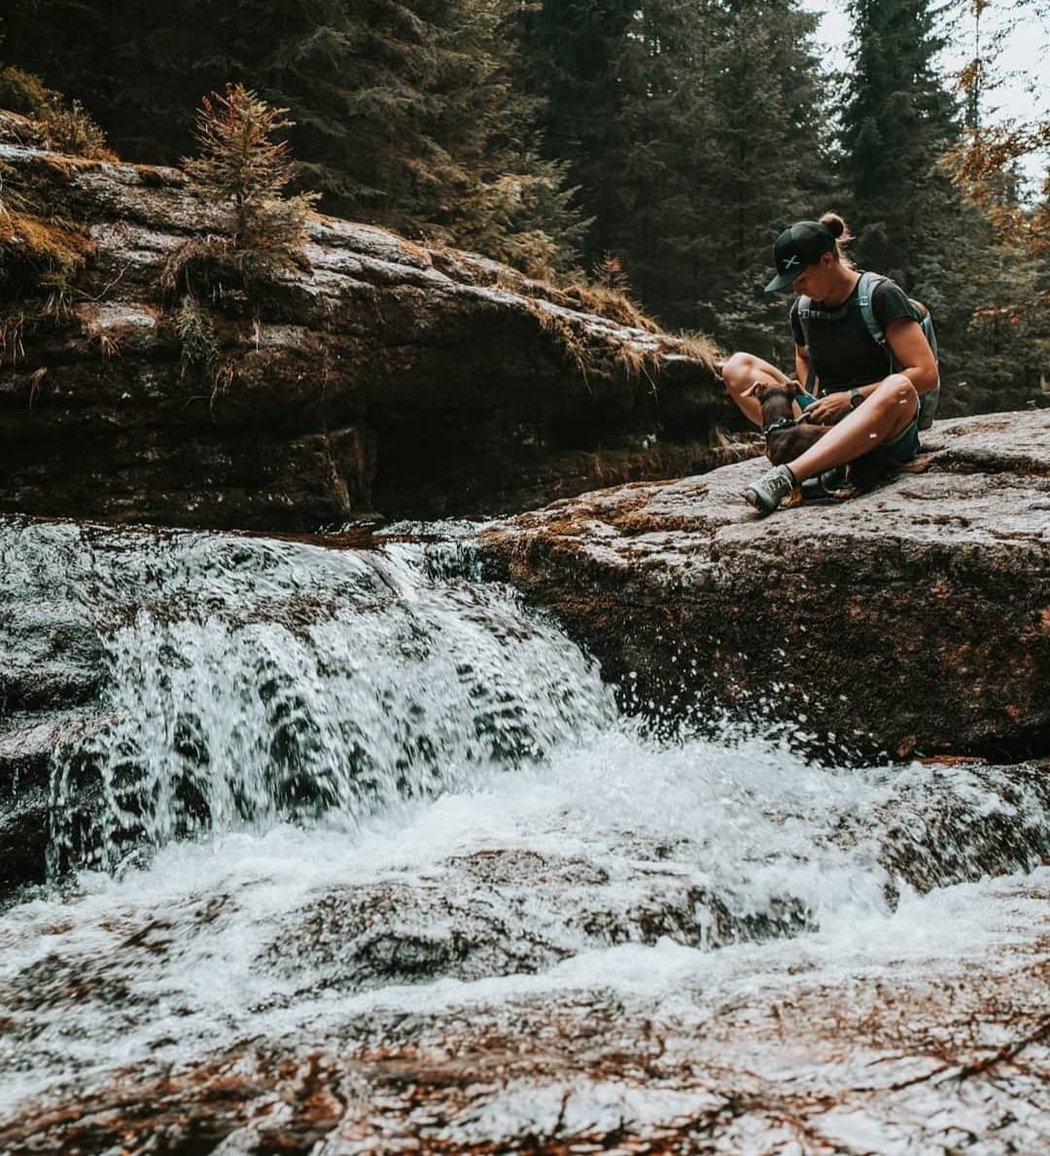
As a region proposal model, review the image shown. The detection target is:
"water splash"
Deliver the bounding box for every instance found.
[2,519,1049,1146]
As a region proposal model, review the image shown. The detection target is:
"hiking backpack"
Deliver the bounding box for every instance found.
[796,269,940,429]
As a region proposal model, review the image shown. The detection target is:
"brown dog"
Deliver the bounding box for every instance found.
[742,381,830,467]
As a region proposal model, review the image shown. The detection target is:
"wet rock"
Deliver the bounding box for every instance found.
[0,602,104,713]
[0,143,731,529]
[3,886,1048,1154]
[480,412,1050,760]
[259,847,816,997]
[866,762,1050,895]
[0,712,104,891]
[260,767,1050,995]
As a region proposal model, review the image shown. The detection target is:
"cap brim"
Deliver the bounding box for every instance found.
[764,268,800,293]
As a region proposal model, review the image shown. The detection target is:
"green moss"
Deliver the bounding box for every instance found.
[0,208,91,307]
[0,201,93,355]
[1,210,91,270]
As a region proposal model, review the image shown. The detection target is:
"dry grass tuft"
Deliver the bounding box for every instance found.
[97,332,122,360]
[161,235,232,296]
[0,312,25,365]
[671,329,722,368]
[526,299,593,388]
[0,66,115,160]
[26,365,48,407]
[558,281,662,333]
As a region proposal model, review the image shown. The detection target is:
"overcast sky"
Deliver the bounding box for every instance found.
[801,0,1049,125]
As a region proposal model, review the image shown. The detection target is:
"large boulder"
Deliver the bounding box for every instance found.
[0,140,732,529]
[479,412,1050,761]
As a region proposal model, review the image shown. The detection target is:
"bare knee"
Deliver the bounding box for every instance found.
[722,351,787,390]
[870,374,918,415]
[860,375,919,442]
[721,351,758,389]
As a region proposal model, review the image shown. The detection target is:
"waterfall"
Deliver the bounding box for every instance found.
[39,529,617,875]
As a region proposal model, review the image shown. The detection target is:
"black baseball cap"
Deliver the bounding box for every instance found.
[764,220,836,292]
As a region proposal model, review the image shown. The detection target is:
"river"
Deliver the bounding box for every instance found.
[0,520,1047,1153]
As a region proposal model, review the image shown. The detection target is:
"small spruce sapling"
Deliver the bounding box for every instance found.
[183,83,317,269]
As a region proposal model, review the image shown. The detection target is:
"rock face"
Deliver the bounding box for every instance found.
[0,141,732,529]
[480,411,1050,761]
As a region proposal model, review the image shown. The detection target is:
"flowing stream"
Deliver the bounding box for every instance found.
[0,520,1048,1153]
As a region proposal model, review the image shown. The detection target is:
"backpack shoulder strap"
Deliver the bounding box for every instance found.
[856,270,888,349]
[792,296,817,393]
[794,294,813,342]
[856,271,940,428]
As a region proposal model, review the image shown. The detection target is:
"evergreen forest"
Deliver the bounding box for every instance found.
[1,0,1047,415]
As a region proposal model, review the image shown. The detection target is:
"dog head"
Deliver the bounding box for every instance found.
[741,380,799,407]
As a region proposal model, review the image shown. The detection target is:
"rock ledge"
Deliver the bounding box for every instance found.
[480,411,1050,760]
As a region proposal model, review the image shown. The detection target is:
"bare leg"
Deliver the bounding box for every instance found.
[786,375,919,482]
[721,351,793,429]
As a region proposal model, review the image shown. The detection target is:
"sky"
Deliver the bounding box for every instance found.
[801,0,1048,185]
[801,0,1049,124]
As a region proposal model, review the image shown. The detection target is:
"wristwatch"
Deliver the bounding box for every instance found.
[849,388,863,409]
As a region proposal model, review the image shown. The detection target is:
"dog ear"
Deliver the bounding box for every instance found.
[741,381,762,399]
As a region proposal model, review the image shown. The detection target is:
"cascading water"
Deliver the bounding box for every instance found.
[1,518,1048,1153]
[41,529,618,877]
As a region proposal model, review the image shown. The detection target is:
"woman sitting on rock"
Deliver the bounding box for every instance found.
[722,212,939,514]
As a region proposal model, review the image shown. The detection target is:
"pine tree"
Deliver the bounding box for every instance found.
[516,0,832,347]
[839,0,960,283]
[949,0,1050,345]
[184,83,316,255]
[0,0,586,271]
[692,0,831,356]
[402,0,588,272]
[837,0,1047,413]
[515,0,640,265]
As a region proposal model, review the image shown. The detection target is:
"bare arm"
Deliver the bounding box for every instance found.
[794,345,812,392]
[884,317,938,395]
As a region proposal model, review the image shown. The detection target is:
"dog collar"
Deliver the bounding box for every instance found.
[762,416,798,436]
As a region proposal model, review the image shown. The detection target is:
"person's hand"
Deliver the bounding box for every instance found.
[802,391,853,424]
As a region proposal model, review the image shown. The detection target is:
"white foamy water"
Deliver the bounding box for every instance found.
[4,726,1048,1118]
[0,520,1048,1147]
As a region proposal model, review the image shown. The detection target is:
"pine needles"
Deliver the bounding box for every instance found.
[183,84,317,266]
[166,84,323,403]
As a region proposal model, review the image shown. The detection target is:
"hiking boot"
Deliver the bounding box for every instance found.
[819,465,848,491]
[743,464,796,514]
